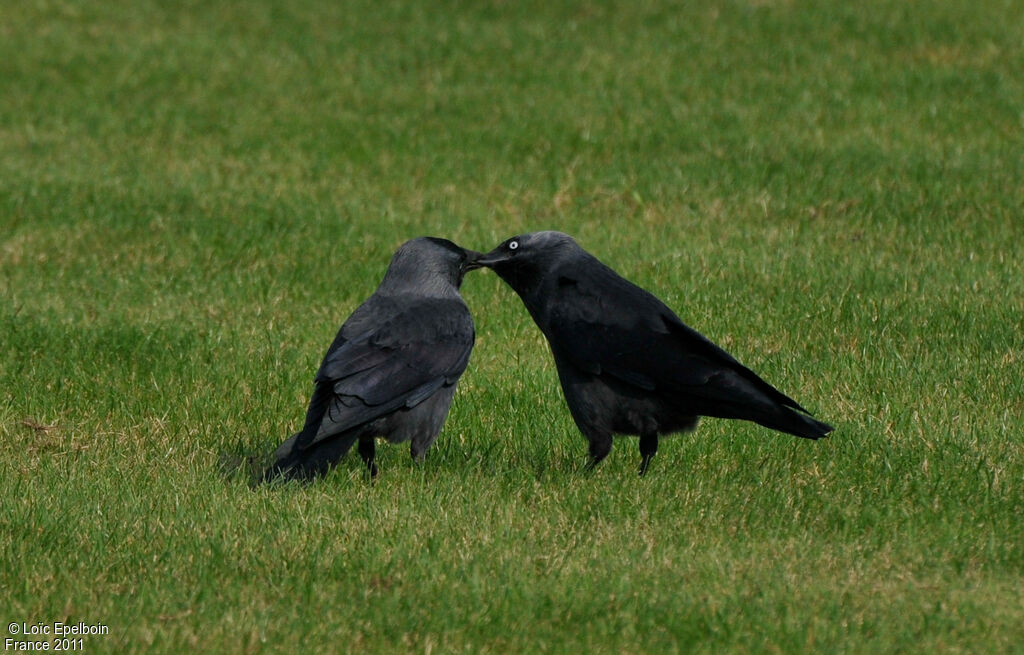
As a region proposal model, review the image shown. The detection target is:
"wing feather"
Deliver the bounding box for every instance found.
[543,264,806,412]
[295,295,474,450]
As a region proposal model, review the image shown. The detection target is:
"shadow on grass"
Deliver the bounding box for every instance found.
[215,429,635,491]
[216,449,274,487]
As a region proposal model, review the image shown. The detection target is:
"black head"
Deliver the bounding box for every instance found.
[382,237,483,292]
[473,231,580,295]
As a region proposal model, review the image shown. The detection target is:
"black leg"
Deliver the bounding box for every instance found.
[639,432,658,476]
[410,436,432,463]
[358,438,378,478]
[586,433,613,471]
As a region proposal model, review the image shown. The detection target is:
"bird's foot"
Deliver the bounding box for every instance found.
[638,433,658,476]
[638,455,654,476]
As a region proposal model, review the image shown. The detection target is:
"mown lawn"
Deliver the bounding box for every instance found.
[2,1,1022,652]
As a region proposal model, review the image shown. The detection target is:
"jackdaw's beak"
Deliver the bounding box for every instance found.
[462,249,486,272]
[468,247,509,270]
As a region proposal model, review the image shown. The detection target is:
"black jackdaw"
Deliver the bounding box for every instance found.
[476,231,833,474]
[264,237,479,481]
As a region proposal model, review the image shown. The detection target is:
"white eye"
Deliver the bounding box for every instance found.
[508,241,519,250]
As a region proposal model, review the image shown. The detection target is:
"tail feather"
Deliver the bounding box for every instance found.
[261,431,358,483]
[759,406,833,440]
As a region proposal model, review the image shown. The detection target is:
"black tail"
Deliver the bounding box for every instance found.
[260,431,358,484]
[758,406,834,440]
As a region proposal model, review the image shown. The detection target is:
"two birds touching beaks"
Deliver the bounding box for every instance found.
[264,231,833,483]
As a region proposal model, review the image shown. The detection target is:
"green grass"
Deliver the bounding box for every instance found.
[2,0,1023,652]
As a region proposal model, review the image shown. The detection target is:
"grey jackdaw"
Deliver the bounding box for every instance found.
[264,237,480,482]
[476,231,833,474]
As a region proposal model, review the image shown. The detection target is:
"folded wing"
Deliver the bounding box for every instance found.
[544,269,809,416]
[295,295,474,450]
